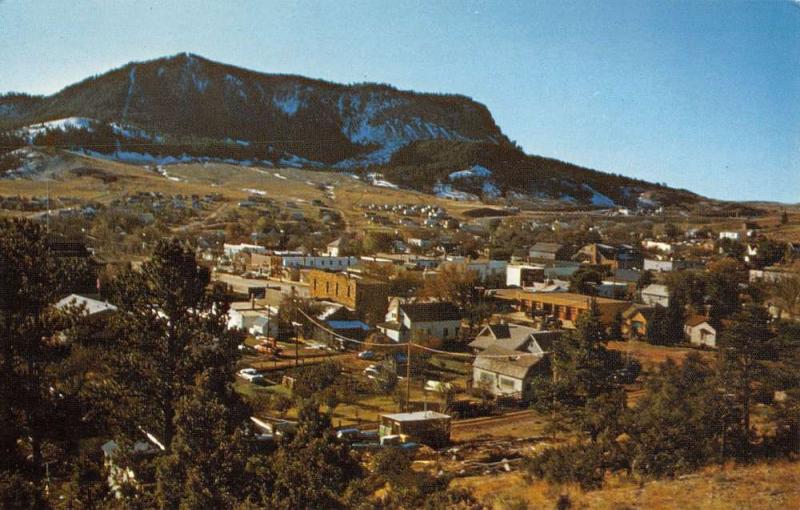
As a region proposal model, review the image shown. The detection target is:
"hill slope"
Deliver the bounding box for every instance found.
[0,53,700,207]
[0,53,505,165]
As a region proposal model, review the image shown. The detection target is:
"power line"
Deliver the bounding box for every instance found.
[295,307,548,359]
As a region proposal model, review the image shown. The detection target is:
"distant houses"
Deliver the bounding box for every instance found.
[377,301,462,342]
[573,243,642,270]
[472,345,549,400]
[494,289,631,327]
[469,323,562,354]
[685,315,718,348]
[640,284,670,307]
[307,269,389,322]
[528,242,573,262]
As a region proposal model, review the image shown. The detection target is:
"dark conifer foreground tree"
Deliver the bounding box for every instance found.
[0,218,91,489]
[718,305,776,456]
[108,239,245,451]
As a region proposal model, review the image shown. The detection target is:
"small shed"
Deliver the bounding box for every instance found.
[379,411,451,447]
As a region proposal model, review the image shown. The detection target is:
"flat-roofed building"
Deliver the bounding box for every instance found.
[494,289,630,327]
[308,269,389,323]
[379,411,451,447]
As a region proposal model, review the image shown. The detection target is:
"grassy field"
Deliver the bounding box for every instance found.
[452,460,800,509]
[607,340,716,371]
[0,149,498,237]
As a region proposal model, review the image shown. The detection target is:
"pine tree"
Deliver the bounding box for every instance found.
[108,239,244,451]
[718,306,776,456]
[156,372,251,509]
[0,218,91,480]
[549,305,621,440]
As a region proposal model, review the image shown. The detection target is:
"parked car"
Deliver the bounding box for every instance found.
[357,350,376,360]
[336,428,361,442]
[237,368,264,383]
[363,365,383,379]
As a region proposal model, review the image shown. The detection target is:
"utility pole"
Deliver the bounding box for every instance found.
[406,341,412,412]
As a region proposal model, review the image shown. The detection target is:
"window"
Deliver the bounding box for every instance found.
[499,377,515,389]
[479,371,493,383]
[443,328,448,338]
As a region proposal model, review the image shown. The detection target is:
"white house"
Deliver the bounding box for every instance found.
[223,243,267,257]
[506,263,545,288]
[719,230,746,242]
[377,302,461,342]
[441,256,507,283]
[472,345,547,400]
[644,259,676,272]
[641,283,670,307]
[326,238,345,257]
[227,301,279,338]
[685,315,717,348]
[642,240,674,253]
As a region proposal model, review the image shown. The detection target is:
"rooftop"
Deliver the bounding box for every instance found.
[494,289,629,307]
[473,345,545,379]
[381,411,451,422]
[400,302,462,322]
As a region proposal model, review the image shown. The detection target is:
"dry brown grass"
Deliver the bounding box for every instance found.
[607,340,716,371]
[452,460,800,509]
[0,150,489,232]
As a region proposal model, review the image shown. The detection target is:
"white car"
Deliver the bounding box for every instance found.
[238,368,264,383]
[363,365,383,379]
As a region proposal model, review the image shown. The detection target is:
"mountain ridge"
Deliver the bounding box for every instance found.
[0,53,701,208]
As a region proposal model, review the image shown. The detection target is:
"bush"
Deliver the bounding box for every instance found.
[526,443,607,490]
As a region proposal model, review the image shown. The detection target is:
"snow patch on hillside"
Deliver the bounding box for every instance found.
[337,92,468,150]
[366,173,399,189]
[582,184,615,207]
[278,153,324,169]
[482,181,501,198]
[110,122,161,141]
[73,149,274,169]
[637,193,659,209]
[433,183,478,201]
[224,74,247,100]
[273,87,303,116]
[449,165,492,180]
[17,117,94,142]
[121,66,136,120]
[333,141,405,169]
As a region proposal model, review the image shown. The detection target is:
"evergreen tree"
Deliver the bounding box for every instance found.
[156,372,252,509]
[718,306,776,456]
[108,239,244,451]
[266,401,362,510]
[665,297,686,345]
[627,354,725,477]
[549,305,622,440]
[646,305,669,345]
[0,218,91,481]
[609,311,624,340]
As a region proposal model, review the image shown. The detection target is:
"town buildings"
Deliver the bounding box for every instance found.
[307,269,389,322]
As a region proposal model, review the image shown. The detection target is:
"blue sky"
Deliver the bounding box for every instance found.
[0,0,797,202]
